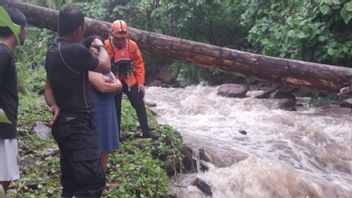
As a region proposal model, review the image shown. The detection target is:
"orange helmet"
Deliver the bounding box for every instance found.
[111,20,128,38]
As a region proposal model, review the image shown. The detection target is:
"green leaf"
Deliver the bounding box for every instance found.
[320,4,331,14]
[287,30,296,38]
[332,0,341,5]
[340,2,352,24]
[296,31,307,39]
[0,108,11,124]
[0,6,20,44]
[323,0,333,6]
[327,47,335,56]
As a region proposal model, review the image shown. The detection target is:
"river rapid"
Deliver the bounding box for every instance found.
[145,85,352,198]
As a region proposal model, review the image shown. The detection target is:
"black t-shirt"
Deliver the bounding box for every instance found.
[45,39,99,116]
[0,43,18,139]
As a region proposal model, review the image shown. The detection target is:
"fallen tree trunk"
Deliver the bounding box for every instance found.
[2,0,352,93]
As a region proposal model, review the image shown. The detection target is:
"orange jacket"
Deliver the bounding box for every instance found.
[104,38,145,86]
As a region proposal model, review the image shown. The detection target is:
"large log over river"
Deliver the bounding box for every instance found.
[1,0,352,93]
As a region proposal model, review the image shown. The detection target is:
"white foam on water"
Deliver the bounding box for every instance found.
[145,85,352,197]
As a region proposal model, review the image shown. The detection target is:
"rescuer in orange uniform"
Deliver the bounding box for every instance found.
[104,20,159,140]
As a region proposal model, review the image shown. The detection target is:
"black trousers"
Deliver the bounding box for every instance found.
[115,82,150,134]
[52,115,105,198]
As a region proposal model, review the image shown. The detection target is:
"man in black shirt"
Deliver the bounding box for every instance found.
[0,5,27,194]
[44,5,111,198]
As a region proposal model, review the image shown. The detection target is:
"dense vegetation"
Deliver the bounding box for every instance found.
[24,0,352,84]
[7,0,352,197]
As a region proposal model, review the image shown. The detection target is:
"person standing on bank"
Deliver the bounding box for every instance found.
[83,35,122,172]
[44,5,110,198]
[104,20,159,140]
[0,5,27,195]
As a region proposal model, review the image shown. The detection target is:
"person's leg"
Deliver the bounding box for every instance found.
[53,117,105,198]
[59,147,75,197]
[125,84,159,140]
[124,84,149,130]
[0,139,20,195]
[69,117,105,198]
[52,122,75,197]
[100,151,109,172]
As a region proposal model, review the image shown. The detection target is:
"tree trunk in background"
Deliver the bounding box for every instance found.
[2,0,352,93]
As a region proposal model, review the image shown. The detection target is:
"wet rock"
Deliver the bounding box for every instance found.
[165,155,179,176]
[340,98,352,108]
[204,148,249,168]
[182,146,197,173]
[254,84,278,99]
[199,148,213,164]
[166,193,177,198]
[145,101,157,107]
[192,178,212,196]
[239,129,247,135]
[199,160,209,172]
[272,89,296,100]
[277,99,297,111]
[32,121,51,139]
[217,83,249,98]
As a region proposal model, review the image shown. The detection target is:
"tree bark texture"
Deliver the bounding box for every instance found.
[2,0,352,93]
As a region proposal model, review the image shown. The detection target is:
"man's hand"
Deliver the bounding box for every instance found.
[138,83,145,96]
[48,104,60,127]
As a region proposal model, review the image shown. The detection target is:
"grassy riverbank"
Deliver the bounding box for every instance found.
[11,92,183,198]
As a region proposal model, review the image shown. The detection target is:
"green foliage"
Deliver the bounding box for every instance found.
[243,0,352,65]
[18,93,51,127]
[107,142,169,198]
[170,61,211,85]
[16,27,55,95]
[73,1,108,20]
[15,128,61,197]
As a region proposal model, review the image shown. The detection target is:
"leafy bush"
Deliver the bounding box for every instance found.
[243,0,352,65]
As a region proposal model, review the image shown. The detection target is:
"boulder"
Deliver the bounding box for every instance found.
[217,84,249,98]
[182,146,197,173]
[32,121,51,139]
[192,178,212,196]
[254,84,278,98]
[340,98,352,108]
[199,148,213,164]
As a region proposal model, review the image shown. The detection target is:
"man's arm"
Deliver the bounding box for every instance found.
[44,80,60,126]
[91,38,111,73]
[89,71,122,93]
[131,41,146,94]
